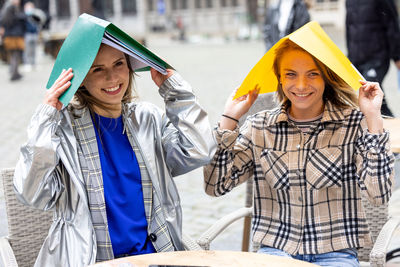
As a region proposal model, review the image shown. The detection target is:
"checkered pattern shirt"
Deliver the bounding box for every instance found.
[204,101,395,255]
[72,106,174,262]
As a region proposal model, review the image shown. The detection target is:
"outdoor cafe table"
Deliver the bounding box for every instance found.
[384,118,400,153]
[89,250,318,267]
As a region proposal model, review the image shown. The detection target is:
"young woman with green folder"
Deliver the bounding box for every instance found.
[13,42,215,266]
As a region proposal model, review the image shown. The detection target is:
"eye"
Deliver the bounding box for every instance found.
[308,72,320,78]
[284,72,296,78]
[115,60,125,67]
[92,67,103,73]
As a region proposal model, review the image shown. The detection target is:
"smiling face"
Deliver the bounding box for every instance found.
[279,49,325,119]
[81,44,130,117]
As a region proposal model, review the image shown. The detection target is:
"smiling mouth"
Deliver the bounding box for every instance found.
[293,92,312,97]
[103,85,120,92]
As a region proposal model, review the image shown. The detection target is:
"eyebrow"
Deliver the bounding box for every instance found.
[282,68,320,72]
[90,57,125,69]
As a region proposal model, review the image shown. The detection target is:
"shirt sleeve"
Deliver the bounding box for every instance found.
[203,118,255,197]
[355,119,395,205]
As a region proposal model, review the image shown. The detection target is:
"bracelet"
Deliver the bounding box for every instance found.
[222,114,239,123]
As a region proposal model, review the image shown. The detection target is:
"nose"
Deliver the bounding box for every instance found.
[296,76,307,90]
[105,69,117,81]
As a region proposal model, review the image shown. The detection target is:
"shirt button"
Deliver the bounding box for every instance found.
[149,233,157,242]
[298,196,303,202]
[296,144,301,149]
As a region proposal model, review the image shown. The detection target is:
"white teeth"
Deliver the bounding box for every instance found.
[104,85,119,92]
[294,93,310,97]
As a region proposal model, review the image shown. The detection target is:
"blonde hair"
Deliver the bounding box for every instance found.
[73,47,136,115]
[273,40,358,109]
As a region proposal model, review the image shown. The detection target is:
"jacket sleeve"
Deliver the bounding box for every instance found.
[13,104,65,210]
[203,119,255,197]
[158,73,216,177]
[355,118,395,205]
[382,0,400,62]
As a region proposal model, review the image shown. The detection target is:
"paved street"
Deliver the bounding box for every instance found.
[1,25,400,257]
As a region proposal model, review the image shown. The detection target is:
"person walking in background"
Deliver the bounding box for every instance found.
[23,1,46,72]
[204,39,394,266]
[0,0,26,81]
[262,0,310,51]
[346,0,400,117]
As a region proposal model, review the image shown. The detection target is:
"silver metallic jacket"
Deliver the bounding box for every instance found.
[13,74,216,267]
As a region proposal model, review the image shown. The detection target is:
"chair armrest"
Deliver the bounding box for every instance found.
[197,207,252,250]
[0,236,18,267]
[182,233,203,251]
[370,216,400,267]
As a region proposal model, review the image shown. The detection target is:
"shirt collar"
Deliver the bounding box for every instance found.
[266,100,353,127]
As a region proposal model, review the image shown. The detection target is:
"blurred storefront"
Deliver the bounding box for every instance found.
[25,0,249,37]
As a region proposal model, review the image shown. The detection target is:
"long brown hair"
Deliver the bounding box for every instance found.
[273,40,358,109]
[72,46,136,115]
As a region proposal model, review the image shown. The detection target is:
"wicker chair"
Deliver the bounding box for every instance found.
[0,168,53,267]
[196,178,400,267]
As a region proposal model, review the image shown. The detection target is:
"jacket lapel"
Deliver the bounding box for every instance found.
[72,107,114,259]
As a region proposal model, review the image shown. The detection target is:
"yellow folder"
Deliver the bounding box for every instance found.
[234,21,364,99]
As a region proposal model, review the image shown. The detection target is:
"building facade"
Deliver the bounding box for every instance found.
[2,0,399,37]
[14,0,248,38]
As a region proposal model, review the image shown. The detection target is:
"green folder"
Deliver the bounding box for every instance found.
[46,13,174,106]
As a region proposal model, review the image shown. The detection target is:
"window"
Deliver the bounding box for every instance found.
[231,0,238,6]
[103,0,114,17]
[195,0,201,8]
[221,0,227,7]
[206,0,212,8]
[172,0,178,10]
[122,0,137,14]
[181,0,188,9]
[56,0,70,18]
[148,0,154,11]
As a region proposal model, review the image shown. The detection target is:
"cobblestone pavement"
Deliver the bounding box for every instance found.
[1,26,400,259]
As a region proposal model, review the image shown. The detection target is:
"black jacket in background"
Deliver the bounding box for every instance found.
[346,0,400,66]
[262,0,310,51]
[0,3,26,37]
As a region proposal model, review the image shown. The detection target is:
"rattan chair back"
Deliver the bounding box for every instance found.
[358,197,388,262]
[1,168,53,267]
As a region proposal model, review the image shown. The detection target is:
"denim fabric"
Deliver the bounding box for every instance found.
[258,246,359,267]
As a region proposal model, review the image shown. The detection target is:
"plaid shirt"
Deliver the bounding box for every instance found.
[204,101,395,255]
[72,106,174,262]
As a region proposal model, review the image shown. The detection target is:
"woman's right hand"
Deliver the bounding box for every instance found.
[44,68,74,110]
[220,85,260,130]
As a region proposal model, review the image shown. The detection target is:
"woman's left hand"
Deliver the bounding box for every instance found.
[151,68,174,87]
[358,80,383,117]
[358,80,384,134]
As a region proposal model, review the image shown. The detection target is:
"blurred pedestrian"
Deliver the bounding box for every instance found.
[176,16,186,42]
[346,0,400,117]
[0,0,26,81]
[23,1,46,71]
[262,0,310,51]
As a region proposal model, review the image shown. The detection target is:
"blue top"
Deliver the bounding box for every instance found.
[93,114,156,257]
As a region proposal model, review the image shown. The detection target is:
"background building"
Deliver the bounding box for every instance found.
[2,0,399,38]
